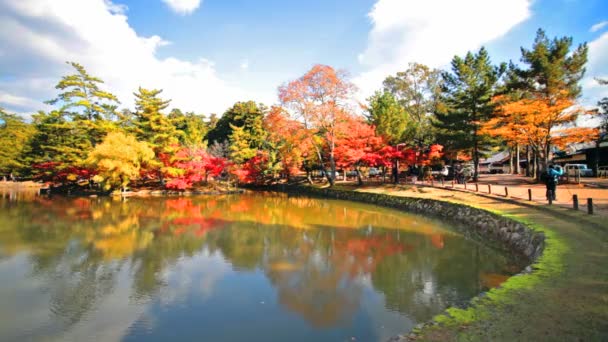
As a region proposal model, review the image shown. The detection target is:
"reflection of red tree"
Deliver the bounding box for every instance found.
[430,233,444,249]
[162,198,229,236]
[333,234,413,277]
[170,217,229,237]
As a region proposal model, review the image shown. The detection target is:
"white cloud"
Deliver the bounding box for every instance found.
[581,31,608,105]
[0,91,41,109]
[240,59,249,71]
[354,0,532,98]
[0,0,272,116]
[162,0,202,15]
[590,20,608,33]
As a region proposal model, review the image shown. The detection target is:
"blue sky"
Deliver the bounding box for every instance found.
[0,0,607,116]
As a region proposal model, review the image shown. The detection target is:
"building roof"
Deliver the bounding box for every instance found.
[479,151,510,165]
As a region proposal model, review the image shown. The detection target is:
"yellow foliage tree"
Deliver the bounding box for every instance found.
[483,94,593,177]
[87,132,156,190]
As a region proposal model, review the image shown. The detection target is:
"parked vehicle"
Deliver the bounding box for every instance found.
[320,170,342,179]
[346,170,358,177]
[563,164,593,177]
[368,168,382,177]
[430,165,449,178]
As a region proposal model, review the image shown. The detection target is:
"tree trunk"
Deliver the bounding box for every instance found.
[473,123,479,182]
[526,145,532,177]
[329,152,336,187]
[306,170,313,184]
[533,150,540,180]
[355,167,363,186]
[515,143,521,175]
[392,159,399,184]
[509,147,514,174]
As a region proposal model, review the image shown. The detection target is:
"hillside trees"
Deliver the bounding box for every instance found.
[0,109,35,176]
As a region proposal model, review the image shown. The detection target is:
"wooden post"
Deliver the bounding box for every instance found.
[475,183,479,192]
[587,198,594,215]
[548,196,552,205]
[528,189,532,201]
[573,195,578,210]
[464,182,467,190]
[441,178,444,186]
[505,187,508,197]
[451,180,454,188]
[488,184,491,194]
[431,178,434,187]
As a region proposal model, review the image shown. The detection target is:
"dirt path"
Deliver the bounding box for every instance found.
[334,184,608,341]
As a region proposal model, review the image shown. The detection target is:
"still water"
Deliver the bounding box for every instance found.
[0,190,519,342]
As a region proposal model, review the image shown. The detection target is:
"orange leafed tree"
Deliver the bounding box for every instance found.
[278,64,356,186]
[483,94,592,173]
[263,105,310,178]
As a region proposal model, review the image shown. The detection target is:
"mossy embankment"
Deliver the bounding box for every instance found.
[277,183,608,341]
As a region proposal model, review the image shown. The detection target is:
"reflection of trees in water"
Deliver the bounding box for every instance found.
[0,193,515,330]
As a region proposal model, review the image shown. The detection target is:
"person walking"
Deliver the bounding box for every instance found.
[545,164,563,201]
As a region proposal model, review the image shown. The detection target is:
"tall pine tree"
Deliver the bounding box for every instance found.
[435,47,505,181]
[511,29,588,172]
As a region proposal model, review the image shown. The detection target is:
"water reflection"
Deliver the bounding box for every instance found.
[0,191,519,342]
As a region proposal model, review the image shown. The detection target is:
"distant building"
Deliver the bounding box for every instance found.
[479,151,523,174]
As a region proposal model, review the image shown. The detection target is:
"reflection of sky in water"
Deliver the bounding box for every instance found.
[0,192,521,341]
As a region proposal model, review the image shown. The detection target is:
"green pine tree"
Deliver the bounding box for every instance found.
[366,91,409,145]
[46,62,120,145]
[131,87,181,152]
[434,47,505,181]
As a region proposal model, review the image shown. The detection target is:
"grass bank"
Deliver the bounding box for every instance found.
[313,184,608,341]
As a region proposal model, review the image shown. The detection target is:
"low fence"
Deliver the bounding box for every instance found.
[384,177,603,216]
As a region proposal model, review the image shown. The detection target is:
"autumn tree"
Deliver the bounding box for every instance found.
[0,109,35,177]
[334,115,384,185]
[435,47,505,181]
[164,147,227,190]
[86,132,155,191]
[263,106,308,179]
[279,64,355,186]
[484,29,588,178]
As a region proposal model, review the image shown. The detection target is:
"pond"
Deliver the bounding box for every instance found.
[0,190,521,342]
